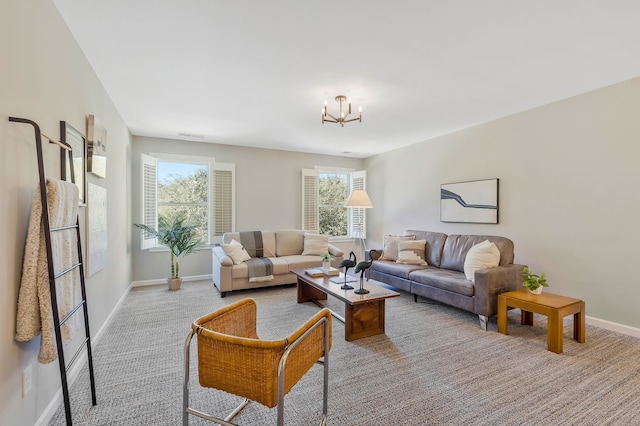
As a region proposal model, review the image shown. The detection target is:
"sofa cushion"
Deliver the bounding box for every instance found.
[282,255,326,271]
[409,268,474,297]
[223,231,276,257]
[463,240,500,282]
[370,259,428,280]
[440,234,514,272]
[301,233,329,256]
[380,234,415,261]
[276,229,305,256]
[230,257,290,279]
[396,240,428,265]
[404,230,448,267]
[220,240,251,265]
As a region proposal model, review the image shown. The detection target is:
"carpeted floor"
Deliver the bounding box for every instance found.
[49,280,640,425]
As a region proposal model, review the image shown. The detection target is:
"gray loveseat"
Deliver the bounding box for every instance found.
[212,229,344,297]
[367,230,526,329]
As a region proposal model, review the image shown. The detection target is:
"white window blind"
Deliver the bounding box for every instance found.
[213,163,235,238]
[349,170,367,239]
[302,168,319,231]
[140,153,157,250]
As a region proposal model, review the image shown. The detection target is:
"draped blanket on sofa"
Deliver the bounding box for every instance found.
[240,231,274,282]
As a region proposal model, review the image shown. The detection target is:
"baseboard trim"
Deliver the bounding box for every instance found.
[131,274,212,288]
[35,283,133,426]
[586,316,640,338]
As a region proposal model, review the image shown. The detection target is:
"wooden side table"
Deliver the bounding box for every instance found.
[497,289,585,354]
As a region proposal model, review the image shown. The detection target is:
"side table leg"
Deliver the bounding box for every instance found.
[547,311,563,354]
[521,310,533,326]
[574,301,586,343]
[497,295,508,335]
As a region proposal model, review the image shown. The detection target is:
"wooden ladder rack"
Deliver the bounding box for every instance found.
[10,117,97,425]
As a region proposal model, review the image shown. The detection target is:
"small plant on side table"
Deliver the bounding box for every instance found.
[522,267,548,294]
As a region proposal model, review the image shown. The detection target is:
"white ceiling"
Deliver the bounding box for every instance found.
[53,1,640,158]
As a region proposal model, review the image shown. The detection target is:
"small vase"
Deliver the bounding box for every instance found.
[322,261,331,271]
[529,286,543,295]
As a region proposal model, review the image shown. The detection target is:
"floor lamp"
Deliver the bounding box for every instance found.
[344,189,373,261]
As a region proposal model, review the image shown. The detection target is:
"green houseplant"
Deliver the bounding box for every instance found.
[522,267,548,294]
[134,213,205,290]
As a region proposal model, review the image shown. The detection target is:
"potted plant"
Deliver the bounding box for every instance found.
[134,213,205,290]
[321,253,332,271]
[522,267,548,294]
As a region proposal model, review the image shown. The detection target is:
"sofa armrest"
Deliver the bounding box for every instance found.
[474,263,527,317]
[213,246,233,266]
[366,249,382,261]
[328,243,344,257]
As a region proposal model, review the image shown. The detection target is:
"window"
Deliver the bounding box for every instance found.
[140,153,235,249]
[302,168,366,238]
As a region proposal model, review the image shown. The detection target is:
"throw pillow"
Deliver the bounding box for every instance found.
[301,233,329,256]
[379,234,415,261]
[463,240,500,282]
[221,239,252,265]
[396,239,428,265]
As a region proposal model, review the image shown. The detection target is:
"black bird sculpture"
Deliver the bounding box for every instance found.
[338,251,357,290]
[354,259,373,294]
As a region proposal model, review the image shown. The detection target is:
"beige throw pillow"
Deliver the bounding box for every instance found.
[301,233,329,256]
[380,234,415,261]
[221,239,252,265]
[463,240,500,282]
[396,239,428,265]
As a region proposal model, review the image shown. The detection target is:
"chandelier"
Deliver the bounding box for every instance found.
[322,95,362,127]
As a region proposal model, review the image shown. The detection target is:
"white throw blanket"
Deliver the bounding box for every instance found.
[15,178,81,364]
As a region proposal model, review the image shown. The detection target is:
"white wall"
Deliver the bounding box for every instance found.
[131,136,364,282]
[0,1,132,424]
[366,77,640,330]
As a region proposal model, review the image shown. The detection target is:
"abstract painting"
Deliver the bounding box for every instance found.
[87,183,108,276]
[441,178,499,224]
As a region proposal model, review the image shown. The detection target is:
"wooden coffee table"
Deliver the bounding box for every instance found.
[292,269,400,341]
[498,289,585,354]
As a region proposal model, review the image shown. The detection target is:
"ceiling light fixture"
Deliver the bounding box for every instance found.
[322,95,362,127]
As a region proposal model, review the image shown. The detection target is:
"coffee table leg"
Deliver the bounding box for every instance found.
[547,311,563,354]
[297,278,327,303]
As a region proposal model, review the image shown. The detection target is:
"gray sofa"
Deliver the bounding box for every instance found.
[367,230,526,329]
[212,229,344,297]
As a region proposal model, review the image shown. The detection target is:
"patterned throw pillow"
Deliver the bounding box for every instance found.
[379,234,415,261]
[396,239,428,265]
[463,240,500,282]
[221,239,252,265]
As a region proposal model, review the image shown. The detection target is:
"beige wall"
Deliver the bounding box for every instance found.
[131,136,364,282]
[1,1,132,424]
[366,77,640,331]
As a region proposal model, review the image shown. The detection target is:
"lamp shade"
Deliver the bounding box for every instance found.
[344,190,373,208]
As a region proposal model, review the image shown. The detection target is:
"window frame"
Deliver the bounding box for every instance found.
[302,167,367,239]
[140,153,235,250]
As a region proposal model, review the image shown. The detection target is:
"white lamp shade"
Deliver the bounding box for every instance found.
[344,189,373,208]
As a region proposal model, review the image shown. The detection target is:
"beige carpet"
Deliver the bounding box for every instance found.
[49,280,640,425]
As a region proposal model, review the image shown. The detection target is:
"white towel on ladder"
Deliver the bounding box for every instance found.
[15,178,81,364]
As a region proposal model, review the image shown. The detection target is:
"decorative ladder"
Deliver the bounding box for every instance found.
[10,117,97,425]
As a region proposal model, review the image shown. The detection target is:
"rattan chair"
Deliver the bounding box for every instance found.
[183,298,332,426]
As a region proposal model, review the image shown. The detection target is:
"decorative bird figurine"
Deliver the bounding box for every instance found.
[338,251,357,290]
[354,260,373,294]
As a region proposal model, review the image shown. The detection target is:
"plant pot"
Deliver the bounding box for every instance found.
[168,278,182,291]
[322,261,331,271]
[529,286,543,295]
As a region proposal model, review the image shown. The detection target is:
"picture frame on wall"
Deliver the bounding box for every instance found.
[87,114,107,178]
[440,178,499,224]
[60,121,86,205]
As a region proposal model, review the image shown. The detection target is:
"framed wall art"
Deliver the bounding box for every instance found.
[60,121,86,205]
[87,114,107,178]
[440,178,499,224]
